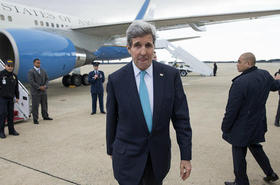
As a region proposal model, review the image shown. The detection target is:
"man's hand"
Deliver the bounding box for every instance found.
[15,99,19,103]
[39,86,46,91]
[180,160,191,181]
[94,74,98,79]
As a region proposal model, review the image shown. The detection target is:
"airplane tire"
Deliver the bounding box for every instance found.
[62,75,71,87]
[180,70,187,77]
[71,74,82,87]
[82,74,90,86]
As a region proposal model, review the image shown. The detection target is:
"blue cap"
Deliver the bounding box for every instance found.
[92,62,100,66]
[5,59,14,66]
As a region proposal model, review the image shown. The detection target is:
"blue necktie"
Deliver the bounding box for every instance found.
[139,71,152,132]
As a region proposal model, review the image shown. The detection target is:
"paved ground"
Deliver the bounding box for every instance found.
[0,63,279,185]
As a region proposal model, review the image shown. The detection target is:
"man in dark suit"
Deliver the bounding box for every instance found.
[274,69,280,127]
[88,62,105,115]
[222,52,280,185]
[106,21,192,185]
[213,62,218,76]
[28,58,53,124]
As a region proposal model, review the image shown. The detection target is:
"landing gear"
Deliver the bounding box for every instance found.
[62,74,90,87]
[180,70,188,77]
[62,75,71,87]
[82,74,89,85]
[71,74,82,87]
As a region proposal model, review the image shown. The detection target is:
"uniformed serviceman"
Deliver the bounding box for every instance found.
[0,60,20,138]
[88,62,105,115]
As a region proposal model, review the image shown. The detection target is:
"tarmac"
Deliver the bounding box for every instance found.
[0,62,279,185]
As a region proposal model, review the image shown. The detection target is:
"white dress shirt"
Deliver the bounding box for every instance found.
[132,61,154,113]
[34,66,40,74]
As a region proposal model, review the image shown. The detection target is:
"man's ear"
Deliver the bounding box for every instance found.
[127,46,131,55]
[247,61,253,67]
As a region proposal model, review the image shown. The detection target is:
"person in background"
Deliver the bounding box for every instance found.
[213,62,218,76]
[28,58,53,124]
[88,62,105,115]
[274,69,280,127]
[0,60,20,138]
[222,52,280,185]
[152,51,157,61]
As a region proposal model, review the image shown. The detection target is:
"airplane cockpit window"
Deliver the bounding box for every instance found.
[61,24,64,28]
[56,24,59,28]
[7,16,12,22]
[46,22,49,27]
[34,20,38,25]
[51,23,54,27]
[0,15,5,21]
[40,21,44,26]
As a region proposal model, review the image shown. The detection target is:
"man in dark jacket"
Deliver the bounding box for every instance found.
[0,60,20,138]
[106,21,192,185]
[274,69,280,127]
[88,62,105,115]
[222,52,280,185]
[213,62,218,76]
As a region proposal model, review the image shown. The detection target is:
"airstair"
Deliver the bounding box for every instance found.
[155,39,213,76]
[0,59,30,122]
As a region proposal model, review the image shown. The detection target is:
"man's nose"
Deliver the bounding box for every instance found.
[140,47,147,55]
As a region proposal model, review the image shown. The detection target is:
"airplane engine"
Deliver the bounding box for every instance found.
[0,29,94,86]
[94,46,130,61]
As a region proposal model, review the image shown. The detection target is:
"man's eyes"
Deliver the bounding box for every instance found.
[133,43,153,48]
[134,43,141,47]
[145,43,153,48]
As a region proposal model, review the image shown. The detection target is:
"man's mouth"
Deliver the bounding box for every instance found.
[138,58,148,62]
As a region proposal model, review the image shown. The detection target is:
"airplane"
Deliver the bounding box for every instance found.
[89,0,151,62]
[0,0,280,87]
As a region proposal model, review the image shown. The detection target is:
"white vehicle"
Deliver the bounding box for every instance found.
[175,62,192,77]
[161,61,192,77]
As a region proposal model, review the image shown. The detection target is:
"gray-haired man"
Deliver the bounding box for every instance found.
[106,20,192,185]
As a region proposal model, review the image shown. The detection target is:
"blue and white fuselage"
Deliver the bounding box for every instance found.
[0,0,101,84]
[0,0,150,85]
[1,0,279,86]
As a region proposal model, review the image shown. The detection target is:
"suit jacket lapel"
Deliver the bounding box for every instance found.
[152,61,165,131]
[34,68,41,77]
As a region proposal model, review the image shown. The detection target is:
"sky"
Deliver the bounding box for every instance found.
[5,0,280,61]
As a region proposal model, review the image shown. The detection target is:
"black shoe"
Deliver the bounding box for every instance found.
[34,120,39,124]
[101,111,106,114]
[91,112,96,115]
[263,172,279,182]
[224,181,237,185]
[0,132,6,139]
[275,122,280,127]
[43,117,53,120]
[9,130,19,136]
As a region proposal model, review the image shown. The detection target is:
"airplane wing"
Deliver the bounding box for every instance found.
[166,36,201,42]
[72,9,280,37]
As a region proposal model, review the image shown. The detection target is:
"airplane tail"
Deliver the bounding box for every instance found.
[93,0,153,61]
[135,0,151,20]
